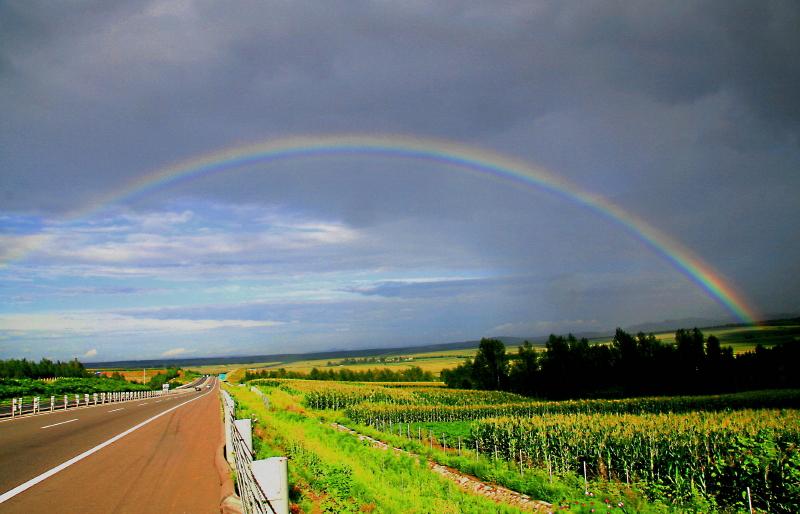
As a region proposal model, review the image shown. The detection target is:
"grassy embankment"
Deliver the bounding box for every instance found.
[226,381,660,513]
[249,380,799,513]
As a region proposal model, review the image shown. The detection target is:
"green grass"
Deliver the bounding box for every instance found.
[229,383,673,513]
[350,421,665,513]
[226,384,528,513]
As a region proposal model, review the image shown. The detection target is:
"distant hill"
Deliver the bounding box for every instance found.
[86,315,799,369]
[625,317,736,334]
[625,314,800,334]
[86,339,485,369]
[85,335,584,369]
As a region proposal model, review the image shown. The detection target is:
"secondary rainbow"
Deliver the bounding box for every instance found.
[59,134,759,324]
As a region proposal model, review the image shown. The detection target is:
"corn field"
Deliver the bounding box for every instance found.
[251,378,800,511]
[471,410,800,512]
[345,389,800,424]
[247,379,527,410]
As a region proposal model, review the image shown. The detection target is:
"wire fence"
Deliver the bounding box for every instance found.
[222,389,288,514]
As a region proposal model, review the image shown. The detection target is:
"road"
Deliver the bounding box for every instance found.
[0,377,226,513]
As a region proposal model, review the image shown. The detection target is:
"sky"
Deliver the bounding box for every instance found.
[1,1,798,362]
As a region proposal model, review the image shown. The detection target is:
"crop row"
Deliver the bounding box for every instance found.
[471,410,800,512]
[247,379,527,409]
[344,389,800,424]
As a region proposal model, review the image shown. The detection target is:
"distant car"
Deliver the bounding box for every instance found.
[195,386,202,391]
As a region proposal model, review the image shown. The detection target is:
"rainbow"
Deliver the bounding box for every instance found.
[40,134,763,323]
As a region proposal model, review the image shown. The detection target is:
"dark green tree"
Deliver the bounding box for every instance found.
[471,338,509,390]
[509,341,538,395]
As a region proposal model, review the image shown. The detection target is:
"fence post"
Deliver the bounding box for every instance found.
[11,398,15,418]
[224,394,234,466]
[84,394,89,406]
[50,396,55,412]
[234,419,252,453]
[252,457,290,514]
[64,395,68,410]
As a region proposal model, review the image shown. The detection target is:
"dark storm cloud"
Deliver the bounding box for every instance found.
[2,2,796,174]
[1,0,799,346]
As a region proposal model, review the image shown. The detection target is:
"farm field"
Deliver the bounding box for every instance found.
[586,321,800,355]
[226,381,627,513]
[89,368,170,383]
[230,320,800,379]
[244,345,526,376]
[234,378,800,513]
[249,355,471,375]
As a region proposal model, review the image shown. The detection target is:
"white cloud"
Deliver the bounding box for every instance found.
[0,234,55,263]
[84,348,98,357]
[162,347,190,357]
[19,208,361,266]
[0,312,283,336]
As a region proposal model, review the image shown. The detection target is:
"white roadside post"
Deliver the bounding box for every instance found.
[84,394,89,406]
[11,398,15,418]
[63,395,68,410]
[50,396,54,412]
[224,400,234,465]
[252,457,289,514]
[234,419,252,452]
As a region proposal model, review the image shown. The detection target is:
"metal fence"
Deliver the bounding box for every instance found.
[0,389,177,419]
[222,389,288,514]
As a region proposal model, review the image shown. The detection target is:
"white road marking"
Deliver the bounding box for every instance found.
[138,403,148,406]
[40,419,78,429]
[0,386,215,504]
[107,408,124,413]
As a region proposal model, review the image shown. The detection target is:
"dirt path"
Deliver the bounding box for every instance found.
[331,423,552,512]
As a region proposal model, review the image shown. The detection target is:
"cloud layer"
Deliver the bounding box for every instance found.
[1,1,798,359]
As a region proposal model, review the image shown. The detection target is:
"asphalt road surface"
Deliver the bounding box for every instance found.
[0,377,225,513]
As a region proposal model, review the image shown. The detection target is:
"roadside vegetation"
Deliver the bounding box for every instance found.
[235,377,799,512]
[233,380,667,512]
[0,376,152,400]
[0,357,189,399]
[226,383,539,513]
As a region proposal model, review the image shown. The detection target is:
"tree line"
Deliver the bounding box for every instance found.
[245,365,436,383]
[441,329,800,398]
[0,358,181,391]
[0,358,89,379]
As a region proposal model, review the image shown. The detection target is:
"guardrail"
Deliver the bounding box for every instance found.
[222,389,288,514]
[0,388,188,419]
